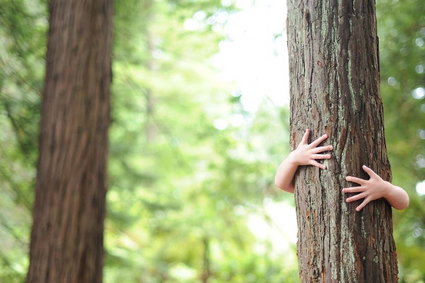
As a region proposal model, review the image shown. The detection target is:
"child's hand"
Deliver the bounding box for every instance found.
[343,165,392,211]
[288,129,333,169]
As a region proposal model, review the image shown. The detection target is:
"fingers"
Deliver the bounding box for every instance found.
[300,129,310,144]
[311,145,333,153]
[343,189,372,212]
[312,153,331,160]
[310,133,328,147]
[345,192,367,203]
[310,160,326,170]
[356,197,372,211]
[342,186,366,193]
[362,165,379,178]
[346,176,366,185]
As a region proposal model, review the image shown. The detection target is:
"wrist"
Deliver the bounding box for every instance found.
[382,181,396,199]
[381,181,409,210]
[287,151,301,166]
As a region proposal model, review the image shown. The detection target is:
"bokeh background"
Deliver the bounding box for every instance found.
[0,0,424,282]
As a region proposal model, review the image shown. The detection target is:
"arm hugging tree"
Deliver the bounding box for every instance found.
[286,0,399,281]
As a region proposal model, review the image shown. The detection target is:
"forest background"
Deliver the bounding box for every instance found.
[0,0,424,282]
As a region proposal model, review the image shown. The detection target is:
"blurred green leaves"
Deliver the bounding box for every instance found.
[106,0,294,281]
[377,0,425,281]
[0,0,46,281]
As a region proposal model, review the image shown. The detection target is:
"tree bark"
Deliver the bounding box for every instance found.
[27,0,113,282]
[286,0,398,282]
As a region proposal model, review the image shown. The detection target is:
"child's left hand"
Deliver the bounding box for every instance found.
[342,165,391,211]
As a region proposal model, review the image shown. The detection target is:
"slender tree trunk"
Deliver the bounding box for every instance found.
[201,237,211,283]
[286,0,398,282]
[27,0,113,282]
[145,27,157,143]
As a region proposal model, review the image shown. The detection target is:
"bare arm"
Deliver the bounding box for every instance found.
[274,129,333,193]
[343,165,410,211]
[274,153,299,193]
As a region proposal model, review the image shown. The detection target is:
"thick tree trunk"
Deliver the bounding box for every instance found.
[286,0,398,282]
[27,0,113,282]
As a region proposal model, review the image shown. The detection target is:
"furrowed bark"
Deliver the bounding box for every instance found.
[27,0,113,282]
[286,0,398,282]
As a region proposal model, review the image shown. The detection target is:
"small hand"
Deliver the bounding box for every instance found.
[343,165,391,211]
[289,129,333,169]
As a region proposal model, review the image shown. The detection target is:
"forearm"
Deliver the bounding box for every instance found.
[384,182,410,210]
[274,154,298,193]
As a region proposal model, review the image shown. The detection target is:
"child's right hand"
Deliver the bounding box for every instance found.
[288,129,333,170]
[275,129,333,193]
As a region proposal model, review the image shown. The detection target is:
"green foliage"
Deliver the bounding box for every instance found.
[106,0,295,281]
[377,0,425,280]
[0,0,46,281]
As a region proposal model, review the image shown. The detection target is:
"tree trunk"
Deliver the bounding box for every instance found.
[26,0,113,282]
[201,236,211,283]
[145,27,157,143]
[286,0,398,282]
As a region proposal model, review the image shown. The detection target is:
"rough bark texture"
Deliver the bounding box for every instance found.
[26,0,113,282]
[286,0,398,282]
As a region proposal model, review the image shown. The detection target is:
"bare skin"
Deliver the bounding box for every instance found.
[275,129,409,211]
[343,165,409,211]
[274,129,333,193]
